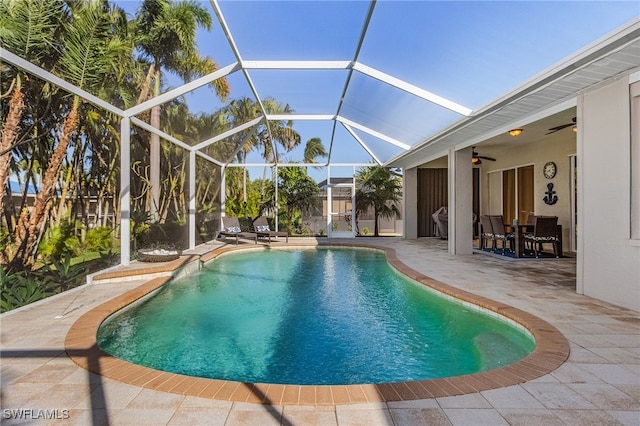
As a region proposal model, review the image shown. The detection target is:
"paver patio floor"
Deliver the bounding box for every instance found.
[1,238,638,425]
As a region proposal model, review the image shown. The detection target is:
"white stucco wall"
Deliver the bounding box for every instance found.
[579,78,640,311]
[404,168,418,239]
[449,148,473,254]
[480,135,575,248]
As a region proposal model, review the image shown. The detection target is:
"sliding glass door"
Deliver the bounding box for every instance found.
[502,165,534,224]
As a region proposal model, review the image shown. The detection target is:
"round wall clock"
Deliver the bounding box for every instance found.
[543,161,557,179]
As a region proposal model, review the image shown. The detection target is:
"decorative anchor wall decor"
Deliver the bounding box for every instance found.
[543,182,558,205]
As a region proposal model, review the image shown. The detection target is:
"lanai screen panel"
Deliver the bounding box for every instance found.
[216,1,368,61]
[359,0,640,111]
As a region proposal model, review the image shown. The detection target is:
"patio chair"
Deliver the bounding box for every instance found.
[218,216,258,245]
[479,215,495,251]
[489,215,514,255]
[252,216,289,243]
[524,216,560,258]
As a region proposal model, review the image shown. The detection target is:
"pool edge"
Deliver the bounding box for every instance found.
[65,242,570,405]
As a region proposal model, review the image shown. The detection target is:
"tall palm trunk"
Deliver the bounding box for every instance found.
[374,210,380,237]
[0,87,25,231]
[56,150,76,220]
[136,62,156,106]
[11,106,79,269]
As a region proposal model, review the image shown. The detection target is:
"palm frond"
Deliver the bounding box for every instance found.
[0,0,66,67]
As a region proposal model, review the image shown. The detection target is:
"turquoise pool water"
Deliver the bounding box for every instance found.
[98,248,535,385]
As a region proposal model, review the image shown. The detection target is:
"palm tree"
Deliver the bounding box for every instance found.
[222,97,262,164]
[261,98,301,163]
[262,166,320,234]
[221,97,302,204]
[0,0,65,234]
[303,137,328,164]
[355,165,403,237]
[134,0,229,221]
[11,0,133,268]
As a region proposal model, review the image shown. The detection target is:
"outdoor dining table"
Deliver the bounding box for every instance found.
[507,223,563,258]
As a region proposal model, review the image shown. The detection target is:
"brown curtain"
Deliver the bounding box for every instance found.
[417,168,448,236]
[503,169,516,224]
[517,165,534,223]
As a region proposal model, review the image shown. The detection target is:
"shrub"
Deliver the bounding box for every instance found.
[363,227,370,235]
[39,218,81,261]
[84,226,114,252]
[0,267,59,313]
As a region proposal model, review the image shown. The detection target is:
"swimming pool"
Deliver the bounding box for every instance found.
[97,247,535,385]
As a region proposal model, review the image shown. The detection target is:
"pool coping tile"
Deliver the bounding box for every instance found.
[64,242,571,405]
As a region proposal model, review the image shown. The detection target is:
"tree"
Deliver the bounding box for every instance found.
[262,166,320,234]
[303,137,328,164]
[222,97,302,199]
[134,0,229,221]
[260,98,301,163]
[355,165,402,237]
[9,0,133,269]
[0,0,66,234]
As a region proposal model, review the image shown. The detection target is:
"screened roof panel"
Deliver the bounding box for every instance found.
[347,129,407,165]
[216,1,368,61]
[248,70,348,115]
[358,1,640,111]
[114,0,239,98]
[4,1,638,170]
[340,72,463,144]
[275,121,334,163]
[181,70,255,116]
[328,125,378,164]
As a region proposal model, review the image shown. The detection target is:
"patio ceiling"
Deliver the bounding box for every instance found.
[2,1,639,169]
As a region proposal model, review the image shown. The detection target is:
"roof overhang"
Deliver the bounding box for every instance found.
[388,18,640,170]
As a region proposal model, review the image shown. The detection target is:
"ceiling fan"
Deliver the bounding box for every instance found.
[471,147,496,165]
[546,117,576,135]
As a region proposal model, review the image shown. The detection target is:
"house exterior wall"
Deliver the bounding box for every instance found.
[578,77,640,311]
[479,135,576,249]
[404,168,418,239]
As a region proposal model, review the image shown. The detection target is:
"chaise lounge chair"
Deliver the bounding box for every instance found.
[218,216,258,245]
[252,216,289,243]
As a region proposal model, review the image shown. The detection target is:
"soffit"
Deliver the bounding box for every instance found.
[389,21,640,169]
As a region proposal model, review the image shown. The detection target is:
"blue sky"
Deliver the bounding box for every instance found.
[117,0,639,176]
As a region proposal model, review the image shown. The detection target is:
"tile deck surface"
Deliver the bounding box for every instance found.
[1,237,639,425]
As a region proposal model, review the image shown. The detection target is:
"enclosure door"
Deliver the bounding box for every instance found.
[328,183,355,238]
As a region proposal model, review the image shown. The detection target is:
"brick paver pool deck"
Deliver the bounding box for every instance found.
[1,238,638,425]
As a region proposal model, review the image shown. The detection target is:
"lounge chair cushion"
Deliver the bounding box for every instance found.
[226,226,241,233]
[256,225,270,232]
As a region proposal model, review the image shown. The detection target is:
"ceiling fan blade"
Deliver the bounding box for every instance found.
[545,123,574,135]
[546,117,577,134]
[477,155,496,161]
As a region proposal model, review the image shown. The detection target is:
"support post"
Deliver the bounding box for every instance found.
[448,147,473,255]
[403,167,418,239]
[220,165,226,233]
[120,117,131,265]
[188,150,196,249]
